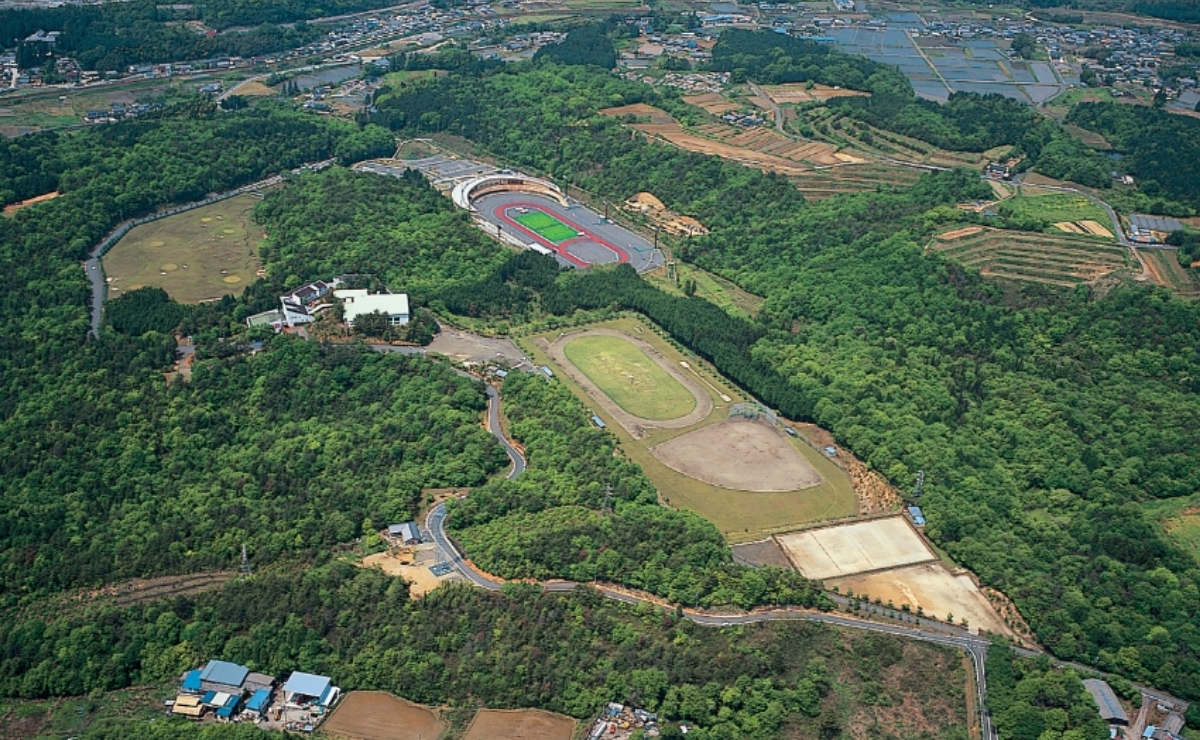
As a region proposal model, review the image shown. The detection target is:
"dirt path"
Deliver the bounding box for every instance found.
[541,328,713,439]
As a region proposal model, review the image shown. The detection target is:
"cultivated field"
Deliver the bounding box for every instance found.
[928,227,1131,287]
[830,562,1011,635]
[523,318,857,541]
[563,333,697,420]
[103,193,266,303]
[320,692,445,740]
[651,418,823,492]
[775,517,936,580]
[514,209,579,243]
[1137,248,1200,297]
[760,83,870,104]
[1003,189,1112,231]
[463,709,574,740]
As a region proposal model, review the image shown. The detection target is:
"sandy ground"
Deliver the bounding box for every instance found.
[1077,219,1114,238]
[1055,221,1086,234]
[3,191,58,215]
[650,418,823,492]
[463,709,575,740]
[830,562,1013,637]
[732,538,793,569]
[776,516,936,580]
[321,692,444,740]
[541,328,712,438]
[426,329,525,366]
[362,544,454,597]
[938,226,984,240]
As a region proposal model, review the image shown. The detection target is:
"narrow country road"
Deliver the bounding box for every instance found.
[747,81,787,135]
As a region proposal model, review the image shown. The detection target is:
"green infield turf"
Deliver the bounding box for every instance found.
[514,210,579,244]
[563,334,697,420]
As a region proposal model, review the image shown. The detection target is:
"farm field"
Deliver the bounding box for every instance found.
[775,517,936,580]
[928,227,1131,287]
[1137,248,1200,297]
[463,709,575,740]
[320,692,445,740]
[1001,189,1113,232]
[563,334,698,420]
[523,318,857,541]
[103,192,267,303]
[1142,494,1200,565]
[514,209,579,243]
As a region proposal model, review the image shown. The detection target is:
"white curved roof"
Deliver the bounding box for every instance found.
[451,174,566,211]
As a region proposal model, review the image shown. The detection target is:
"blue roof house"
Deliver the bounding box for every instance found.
[199,660,249,693]
[181,669,203,694]
[282,672,339,713]
[245,688,273,717]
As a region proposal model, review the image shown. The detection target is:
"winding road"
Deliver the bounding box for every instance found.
[426,375,998,738]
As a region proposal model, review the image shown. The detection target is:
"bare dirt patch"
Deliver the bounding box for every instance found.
[1054,221,1086,234]
[760,83,870,104]
[362,549,446,597]
[683,92,739,116]
[321,692,445,740]
[938,225,984,240]
[830,562,1013,637]
[3,191,58,215]
[1078,219,1113,238]
[463,709,575,740]
[651,418,823,492]
[732,538,793,569]
[776,517,935,580]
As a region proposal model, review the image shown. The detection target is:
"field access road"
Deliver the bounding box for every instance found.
[426,378,996,737]
[747,81,787,136]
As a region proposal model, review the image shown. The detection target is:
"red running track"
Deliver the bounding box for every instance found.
[490,201,630,267]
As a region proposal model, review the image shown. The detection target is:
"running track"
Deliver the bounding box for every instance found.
[490,201,631,268]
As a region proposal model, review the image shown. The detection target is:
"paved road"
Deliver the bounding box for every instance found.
[1012,176,1131,246]
[747,81,787,135]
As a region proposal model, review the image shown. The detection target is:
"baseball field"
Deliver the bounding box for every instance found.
[513,209,578,243]
[525,317,856,541]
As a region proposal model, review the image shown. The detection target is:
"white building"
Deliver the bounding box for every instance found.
[336,290,410,327]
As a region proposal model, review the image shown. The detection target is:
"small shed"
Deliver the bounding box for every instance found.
[540,365,555,378]
[388,521,420,545]
[246,688,273,717]
[590,415,606,429]
[908,506,926,527]
[171,695,205,718]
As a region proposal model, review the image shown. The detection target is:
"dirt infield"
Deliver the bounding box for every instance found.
[775,516,936,580]
[321,692,445,740]
[829,562,1012,636]
[542,328,712,438]
[463,709,575,740]
[650,418,823,492]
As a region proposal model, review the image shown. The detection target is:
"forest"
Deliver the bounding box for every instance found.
[372,59,1200,702]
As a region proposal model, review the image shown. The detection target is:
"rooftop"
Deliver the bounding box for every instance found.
[200,660,249,688]
[283,671,332,699]
[342,293,410,324]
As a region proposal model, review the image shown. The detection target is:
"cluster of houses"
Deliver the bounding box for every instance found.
[245,278,410,332]
[83,102,158,124]
[170,659,338,732]
[623,70,728,94]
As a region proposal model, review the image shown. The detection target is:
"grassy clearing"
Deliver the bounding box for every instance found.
[1142,494,1200,565]
[646,262,765,319]
[0,684,169,739]
[1003,189,1113,230]
[514,210,578,243]
[522,317,857,541]
[563,334,697,420]
[103,192,267,304]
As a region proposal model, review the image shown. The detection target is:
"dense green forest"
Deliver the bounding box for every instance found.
[1,563,972,740]
[986,647,1110,740]
[1,1,325,71]
[1067,102,1200,209]
[372,60,1200,702]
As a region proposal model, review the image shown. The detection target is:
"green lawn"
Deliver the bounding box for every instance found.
[514,210,579,244]
[563,334,696,420]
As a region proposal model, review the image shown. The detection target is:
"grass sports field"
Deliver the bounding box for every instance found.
[103,192,266,303]
[563,334,696,420]
[514,209,578,243]
[524,317,857,541]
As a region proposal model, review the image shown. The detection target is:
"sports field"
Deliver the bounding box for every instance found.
[524,318,857,541]
[775,517,936,580]
[102,193,266,303]
[513,209,578,244]
[563,334,697,420]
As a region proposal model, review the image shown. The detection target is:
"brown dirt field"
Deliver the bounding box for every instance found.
[321,692,445,740]
[683,93,738,115]
[599,103,675,125]
[776,517,935,580]
[235,81,276,97]
[650,418,824,492]
[938,226,984,240]
[760,83,870,104]
[3,191,58,215]
[732,538,793,569]
[1077,220,1113,238]
[1054,221,1086,234]
[463,709,574,740]
[829,562,1013,637]
[361,552,443,597]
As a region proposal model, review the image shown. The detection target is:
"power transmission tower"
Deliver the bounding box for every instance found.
[240,543,252,576]
[604,483,613,513]
[912,470,926,500]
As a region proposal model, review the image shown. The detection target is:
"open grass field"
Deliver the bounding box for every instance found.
[514,209,579,243]
[103,192,266,303]
[563,334,697,420]
[1142,494,1200,565]
[775,517,937,580]
[645,262,765,319]
[928,227,1131,287]
[1137,248,1200,298]
[321,692,445,740]
[1003,188,1113,230]
[463,709,575,740]
[523,317,857,541]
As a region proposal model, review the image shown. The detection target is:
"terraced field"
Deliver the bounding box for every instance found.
[929,228,1131,287]
[792,162,925,199]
